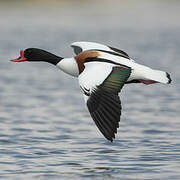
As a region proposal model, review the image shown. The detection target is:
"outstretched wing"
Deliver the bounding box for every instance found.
[71,41,130,60]
[79,64,131,141]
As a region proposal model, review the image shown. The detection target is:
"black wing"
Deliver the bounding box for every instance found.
[87,67,131,141]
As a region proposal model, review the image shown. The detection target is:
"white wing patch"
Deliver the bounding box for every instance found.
[78,62,113,102]
[71,41,111,55]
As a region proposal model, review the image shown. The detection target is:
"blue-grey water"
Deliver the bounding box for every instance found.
[0,1,180,179]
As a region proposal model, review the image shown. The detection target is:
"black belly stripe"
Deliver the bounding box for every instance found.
[91,49,130,59]
[84,57,130,68]
[125,80,141,84]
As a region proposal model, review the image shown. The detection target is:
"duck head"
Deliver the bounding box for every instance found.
[11,48,63,65]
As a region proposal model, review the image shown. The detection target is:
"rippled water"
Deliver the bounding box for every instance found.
[0,1,180,179]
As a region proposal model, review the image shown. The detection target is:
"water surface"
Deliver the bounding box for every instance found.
[0,1,180,179]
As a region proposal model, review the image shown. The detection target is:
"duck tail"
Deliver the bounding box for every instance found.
[141,69,172,85]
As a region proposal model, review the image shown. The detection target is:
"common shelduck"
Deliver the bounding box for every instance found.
[11,41,172,142]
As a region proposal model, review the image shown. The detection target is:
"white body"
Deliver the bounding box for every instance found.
[56,52,169,86]
[56,58,79,77]
[97,51,168,84]
[56,41,170,96]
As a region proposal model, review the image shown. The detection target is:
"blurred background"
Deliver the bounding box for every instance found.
[0,0,180,179]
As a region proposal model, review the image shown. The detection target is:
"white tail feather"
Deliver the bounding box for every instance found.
[143,69,171,84]
[129,64,172,85]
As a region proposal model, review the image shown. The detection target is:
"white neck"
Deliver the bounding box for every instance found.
[56,57,79,77]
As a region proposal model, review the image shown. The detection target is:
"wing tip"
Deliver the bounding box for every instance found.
[109,137,114,142]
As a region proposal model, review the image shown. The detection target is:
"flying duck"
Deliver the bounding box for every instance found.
[11,41,172,142]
